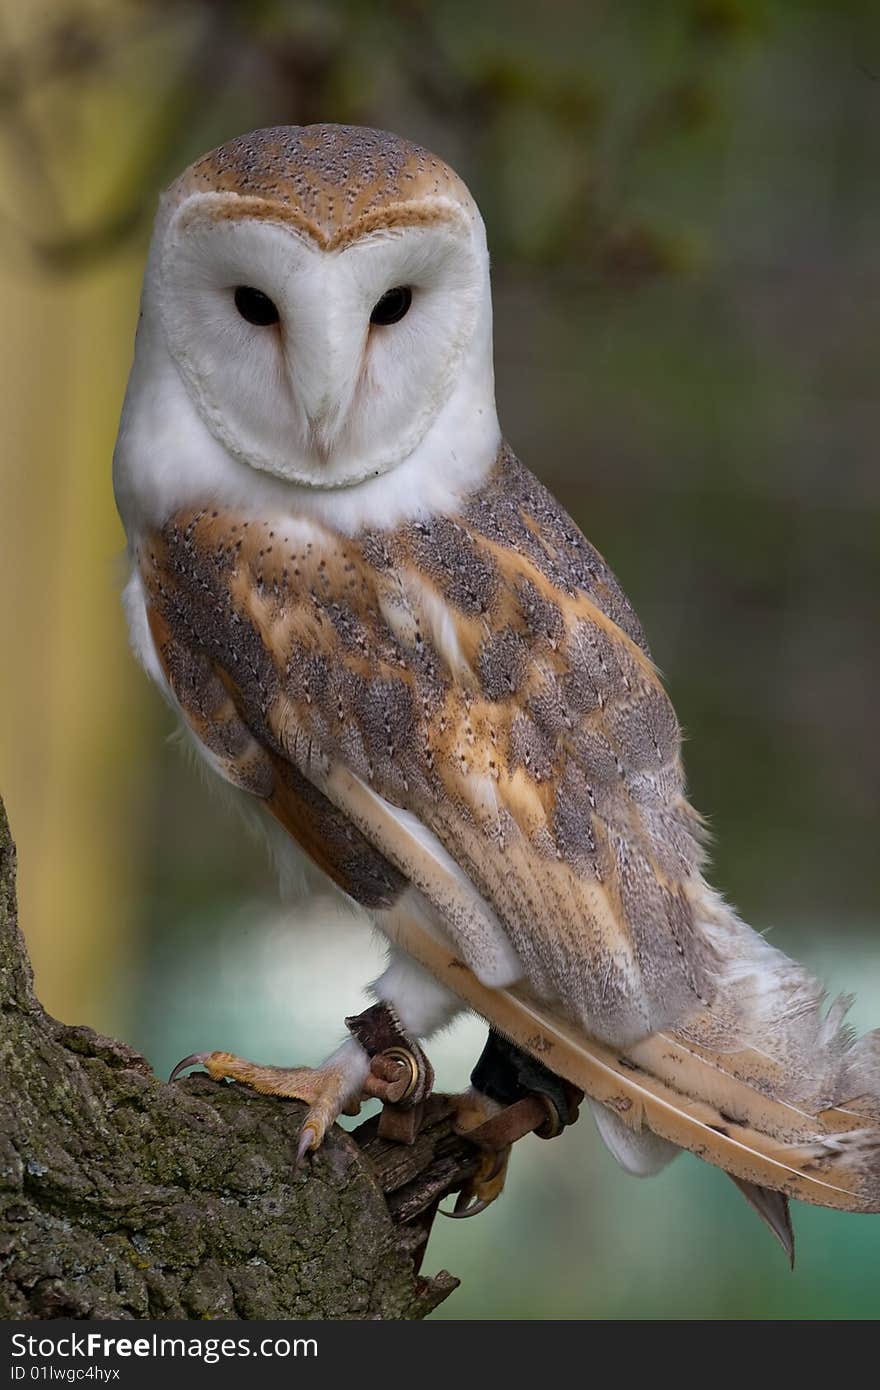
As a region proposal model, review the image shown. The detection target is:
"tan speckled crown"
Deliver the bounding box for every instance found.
[170,124,477,248]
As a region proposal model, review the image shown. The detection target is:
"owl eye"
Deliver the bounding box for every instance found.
[370,286,412,326]
[234,285,280,327]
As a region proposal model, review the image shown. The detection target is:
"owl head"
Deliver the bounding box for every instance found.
[116,125,500,533]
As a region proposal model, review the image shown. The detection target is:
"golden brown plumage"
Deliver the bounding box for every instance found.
[141,445,880,1217]
[169,124,478,249]
[142,448,709,1035]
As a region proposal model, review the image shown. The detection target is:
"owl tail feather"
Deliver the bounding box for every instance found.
[383,896,880,1220]
[729,1175,796,1266]
[587,1095,797,1262]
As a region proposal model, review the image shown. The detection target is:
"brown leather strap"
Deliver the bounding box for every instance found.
[345,1002,408,1057]
[346,1002,434,1109]
[461,1095,556,1151]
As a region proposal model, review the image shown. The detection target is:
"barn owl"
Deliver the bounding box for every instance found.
[114,125,880,1256]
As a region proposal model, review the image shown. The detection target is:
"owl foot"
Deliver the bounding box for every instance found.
[444,1088,511,1217]
[440,1029,586,1218]
[169,1050,364,1166]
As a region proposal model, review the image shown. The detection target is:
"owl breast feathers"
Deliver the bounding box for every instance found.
[142,444,717,1045]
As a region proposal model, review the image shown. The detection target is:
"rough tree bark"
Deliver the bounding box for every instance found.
[0,793,478,1320]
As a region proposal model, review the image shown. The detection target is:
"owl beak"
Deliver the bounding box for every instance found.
[305,402,343,462]
[282,280,368,462]
[296,349,365,463]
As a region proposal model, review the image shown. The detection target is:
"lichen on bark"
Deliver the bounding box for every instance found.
[0,794,463,1320]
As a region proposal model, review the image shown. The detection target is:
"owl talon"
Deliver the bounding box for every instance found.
[444,1142,511,1217]
[168,1052,210,1082]
[440,1191,492,1220]
[166,1047,364,1165]
[169,1049,253,1084]
[438,1089,514,1217]
[295,1121,321,1170]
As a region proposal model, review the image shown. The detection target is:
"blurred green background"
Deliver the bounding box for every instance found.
[0,0,878,1319]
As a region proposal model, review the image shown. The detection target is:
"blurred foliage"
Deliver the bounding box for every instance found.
[0,0,768,278]
[1,0,879,1320]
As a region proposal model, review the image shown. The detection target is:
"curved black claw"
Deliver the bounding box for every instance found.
[168,1052,210,1083]
[439,1191,492,1220]
[294,1121,320,1172]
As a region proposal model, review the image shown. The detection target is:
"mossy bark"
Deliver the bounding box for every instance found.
[0,794,467,1319]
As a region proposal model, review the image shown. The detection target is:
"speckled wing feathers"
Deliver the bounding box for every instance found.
[145,596,407,911]
[141,447,714,1044]
[140,444,880,1213]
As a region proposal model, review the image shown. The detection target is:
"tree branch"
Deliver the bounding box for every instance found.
[0,792,473,1320]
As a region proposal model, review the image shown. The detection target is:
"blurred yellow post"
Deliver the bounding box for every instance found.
[0,0,150,1029]
[0,250,145,1032]
[0,0,161,1034]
